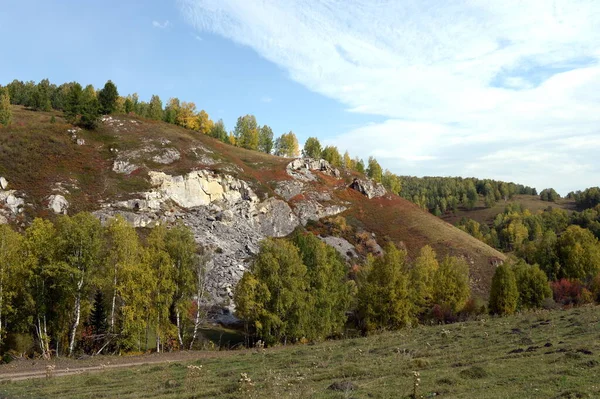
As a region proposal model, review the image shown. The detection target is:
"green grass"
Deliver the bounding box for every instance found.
[2,305,599,398]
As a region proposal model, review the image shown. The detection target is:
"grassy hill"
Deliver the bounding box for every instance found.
[1,305,598,398]
[0,106,505,297]
[441,195,577,227]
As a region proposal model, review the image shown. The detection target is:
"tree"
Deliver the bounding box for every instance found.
[343,151,353,170]
[302,137,322,159]
[195,110,213,135]
[355,158,365,174]
[79,84,100,129]
[0,225,23,347]
[432,256,470,313]
[24,218,59,358]
[234,238,308,345]
[409,245,439,313]
[357,243,413,333]
[147,95,163,121]
[98,80,119,114]
[0,87,12,126]
[64,82,83,124]
[124,96,134,114]
[540,188,560,202]
[367,156,383,183]
[556,225,600,280]
[143,224,176,352]
[512,262,551,309]
[488,264,518,315]
[210,119,228,142]
[321,146,342,167]
[291,231,350,340]
[234,115,259,150]
[55,213,103,355]
[164,98,180,124]
[258,125,274,154]
[275,131,300,157]
[176,101,198,130]
[164,224,197,348]
[382,170,401,194]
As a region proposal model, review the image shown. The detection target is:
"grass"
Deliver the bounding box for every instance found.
[441,195,577,227]
[1,305,598,398]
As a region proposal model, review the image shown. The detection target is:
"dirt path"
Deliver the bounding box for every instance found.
[0,350,233,382]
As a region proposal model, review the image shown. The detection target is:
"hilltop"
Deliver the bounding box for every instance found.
[0,106,505,302]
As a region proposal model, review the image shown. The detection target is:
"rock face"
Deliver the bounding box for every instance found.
[319,236,358,262]
[286,158,341,181]
[112,160,138,175]
[152,148,181,164]
[48,195,69,215]
[350,178,387,199]
[0,177,8,190]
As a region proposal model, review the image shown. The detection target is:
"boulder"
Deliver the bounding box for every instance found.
[350,178,387,199]
[112,160,138,174]
[0,177,8,190]
[48,195,69,215]
[0,191,24,214]
[286,158,341,181]
[319,236,358,262]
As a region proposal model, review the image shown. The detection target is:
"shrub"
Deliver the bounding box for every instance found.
[551,279,584,306]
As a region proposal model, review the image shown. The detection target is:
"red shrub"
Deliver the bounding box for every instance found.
[551,279,584,306]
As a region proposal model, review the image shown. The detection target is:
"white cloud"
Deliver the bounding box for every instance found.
[152,20,170,29]
[195,35,203,41]
[260,96,272,103]
[179,0,600,194]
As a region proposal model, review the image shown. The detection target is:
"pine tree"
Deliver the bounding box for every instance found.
[90,290,108,336]
[147,95,163,120]
[98,80,119,114]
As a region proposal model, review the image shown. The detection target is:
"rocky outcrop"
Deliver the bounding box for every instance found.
[0,190,24,214]
[152,148,181,164]
[112,160,138,175]
[47,195,69,215]
[287,158,341,181]
[350,178,387,199]
[0,177,8,190]
[294,200,347,226]
[319,236,358,262]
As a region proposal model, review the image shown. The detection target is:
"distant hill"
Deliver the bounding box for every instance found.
[0,106,505,300]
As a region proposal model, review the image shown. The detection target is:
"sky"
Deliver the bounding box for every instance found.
[1,0,599,194]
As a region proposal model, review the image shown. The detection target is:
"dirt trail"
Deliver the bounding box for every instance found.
[0,351,231,382]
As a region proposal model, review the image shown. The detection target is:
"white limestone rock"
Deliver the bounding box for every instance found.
[48,195,69,215]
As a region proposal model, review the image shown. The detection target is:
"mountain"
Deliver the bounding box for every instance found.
[0,106,505,303]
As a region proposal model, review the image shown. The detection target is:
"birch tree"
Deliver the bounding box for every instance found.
[0,225,23,347]
[55,213,103,356]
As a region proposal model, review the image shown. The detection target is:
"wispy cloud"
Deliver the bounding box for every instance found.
[152,20,170,29]
[260,96,272,103]
[179,0,600,193]
[194,35,203,41]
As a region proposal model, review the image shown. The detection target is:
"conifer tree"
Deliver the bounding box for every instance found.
[98,80,119,114]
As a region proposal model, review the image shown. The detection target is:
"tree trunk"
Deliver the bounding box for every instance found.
[110,267,117,332]
[176,309,183,349]
[68,277,84,356]
[0,278,4,346]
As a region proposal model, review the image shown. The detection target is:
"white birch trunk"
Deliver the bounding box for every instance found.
[68,277,84,356]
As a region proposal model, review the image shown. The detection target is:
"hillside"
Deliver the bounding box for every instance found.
[1,305,598,398]
[0,106,505,301]
[441,194,577,227]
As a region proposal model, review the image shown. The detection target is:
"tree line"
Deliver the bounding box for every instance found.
[458,203,600,310]
[0,214,209,359]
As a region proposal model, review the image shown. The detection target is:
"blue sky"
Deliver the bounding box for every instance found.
[1,0,600,194]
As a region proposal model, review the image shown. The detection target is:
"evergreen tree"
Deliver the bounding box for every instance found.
[258,125,274,154]
[98,80,119,114]
[79,85,100,129]
[488,264,519,315]
[163,98,180,124]
[64,83,83,124]
[0,87,12,126]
